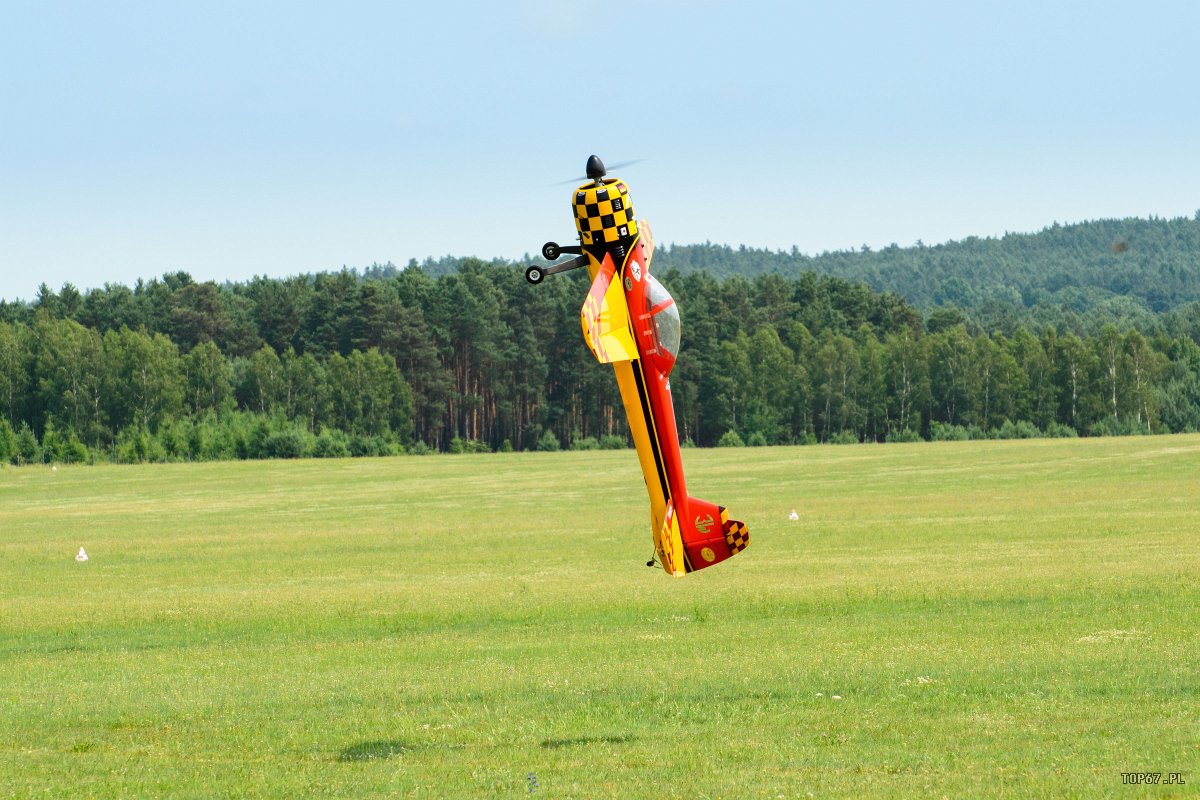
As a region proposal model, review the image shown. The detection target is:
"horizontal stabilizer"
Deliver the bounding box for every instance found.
[677,497,749,572]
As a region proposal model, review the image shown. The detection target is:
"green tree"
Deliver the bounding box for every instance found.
[41,418,89,464]
[884,330,928,437]
[1003,328,1041,424]
[927,325,972,426]
[1158,370,1200,432]
[1095,324,1125,422]
[244,275,309,353]
[327,349,413,441]
[103,328,184,432]
[1054,332,1094,429]
[854,325,888,441]
[0,322,30,426]
[743,326,796,444]
[1029,327,1061,429]
[391,269,454,448]
[283,349,329,432]
[1123,329,1167,432]
[33,316,107,445]
[183,340,235,415]
[812,331,859,441]
[0,417,13,464]
[972,335,1021,431]
[711,331,754,438]
[300,269,361,356]
[435,261,508,444]
[78,282,146,333]
[243,344,285,415]
[170,282,232,351]
[13,422,40,465]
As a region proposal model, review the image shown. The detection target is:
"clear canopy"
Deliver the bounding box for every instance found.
[647,275,680,360]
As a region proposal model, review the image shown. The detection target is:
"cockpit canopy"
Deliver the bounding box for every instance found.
[646,275,680,370]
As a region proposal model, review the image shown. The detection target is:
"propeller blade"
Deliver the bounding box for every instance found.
[603,159,645,173]
[553,159,645,185]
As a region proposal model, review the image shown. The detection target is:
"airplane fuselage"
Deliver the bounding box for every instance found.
[572,176,748,575]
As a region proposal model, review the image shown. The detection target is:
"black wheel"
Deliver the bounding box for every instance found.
[525,266,545,284]
[541,242,561,261]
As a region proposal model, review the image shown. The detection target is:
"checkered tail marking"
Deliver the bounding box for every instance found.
[722,507,749,554]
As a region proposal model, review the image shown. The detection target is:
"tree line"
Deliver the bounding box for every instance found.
[652,213,1200,323]
[3,261,1200,465]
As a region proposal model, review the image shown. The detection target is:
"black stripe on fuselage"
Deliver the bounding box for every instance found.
[629,333,693,574]
[630,359,670,504]
[592,237,693,573]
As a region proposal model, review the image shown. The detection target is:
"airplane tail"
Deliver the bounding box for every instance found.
[657,496,749,575]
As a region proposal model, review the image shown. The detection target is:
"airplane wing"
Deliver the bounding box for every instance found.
[580,253,639,364]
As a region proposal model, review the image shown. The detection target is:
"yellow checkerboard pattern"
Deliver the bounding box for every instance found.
[573,179,638,245]
[724,519,750,554]
[717,506,749,554]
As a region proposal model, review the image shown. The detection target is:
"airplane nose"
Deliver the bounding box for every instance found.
[586,154,606,181]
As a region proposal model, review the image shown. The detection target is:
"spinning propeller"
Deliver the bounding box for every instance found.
[525,242,584,284]
[553,155,645,185]
[527,154,641,284]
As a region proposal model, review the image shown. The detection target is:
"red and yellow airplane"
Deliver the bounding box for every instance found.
[526,155,749,576]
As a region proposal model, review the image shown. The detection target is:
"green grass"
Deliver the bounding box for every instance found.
[1,436,1198,798]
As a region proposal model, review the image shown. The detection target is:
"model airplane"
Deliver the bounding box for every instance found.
[526,155,750,576]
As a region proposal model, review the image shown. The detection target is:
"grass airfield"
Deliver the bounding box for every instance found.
[1,436,1197,798]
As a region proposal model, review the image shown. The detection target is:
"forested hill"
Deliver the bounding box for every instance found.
[6,211,1200,465]
[652,213,1200,314]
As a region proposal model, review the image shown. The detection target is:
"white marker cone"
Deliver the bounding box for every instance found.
[76,547,88,562]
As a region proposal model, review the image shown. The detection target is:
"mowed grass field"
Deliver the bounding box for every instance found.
[1,436,1198,799]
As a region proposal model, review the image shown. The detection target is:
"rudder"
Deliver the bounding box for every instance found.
[677,497,749,571]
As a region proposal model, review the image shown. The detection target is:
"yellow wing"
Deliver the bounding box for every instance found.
[580,254,638,364]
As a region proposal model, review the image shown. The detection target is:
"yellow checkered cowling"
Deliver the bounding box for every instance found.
[573,179,638,246]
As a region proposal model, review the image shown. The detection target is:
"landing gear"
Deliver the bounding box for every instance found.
[527,242,586,286]
[542,241,582,261]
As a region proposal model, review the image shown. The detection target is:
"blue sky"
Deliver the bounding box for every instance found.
[3,0,1198,301]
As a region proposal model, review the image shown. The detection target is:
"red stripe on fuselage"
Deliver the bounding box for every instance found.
[619,242,690,522]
